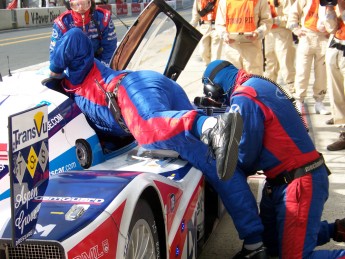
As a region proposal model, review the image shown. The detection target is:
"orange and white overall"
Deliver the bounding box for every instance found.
[215,0,272,74]
[264,0,296,93]
[287,0,329,102]
[324,4,345,124]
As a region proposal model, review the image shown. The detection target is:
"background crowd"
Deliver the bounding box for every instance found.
[190,0,345,152]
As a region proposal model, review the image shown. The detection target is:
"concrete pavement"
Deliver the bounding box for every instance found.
[177,48,345,258]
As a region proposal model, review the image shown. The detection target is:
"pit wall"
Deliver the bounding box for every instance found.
[0,0,192,31]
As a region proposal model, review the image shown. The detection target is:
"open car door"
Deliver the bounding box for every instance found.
[110,0,202,81]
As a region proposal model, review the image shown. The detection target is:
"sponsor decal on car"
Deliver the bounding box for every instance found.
[72,239,110,259]
[34,196,104,204]
[8,105,49,246]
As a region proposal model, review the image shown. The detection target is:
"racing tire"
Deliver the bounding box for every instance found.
[125,199,161,259]
[75,139,92,169]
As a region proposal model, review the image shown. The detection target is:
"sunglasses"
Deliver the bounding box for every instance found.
[69,0,91,11]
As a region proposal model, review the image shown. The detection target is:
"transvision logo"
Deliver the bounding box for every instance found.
[12,111,48,152]
[34,111,45,136]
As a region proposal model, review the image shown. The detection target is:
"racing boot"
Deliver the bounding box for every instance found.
[333,218,345,242]
[233,245,269,259]
[201,112,243,181]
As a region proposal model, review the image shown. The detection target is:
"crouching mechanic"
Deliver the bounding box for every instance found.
[201,60,345,258]
[48,28,245,227]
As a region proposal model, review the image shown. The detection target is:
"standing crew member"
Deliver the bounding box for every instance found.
[322,0,345,150]
[49,0,117,66]
[264,0,296,94]
[215,0,272,75]
[190,0,223,66]
[287,0,331,115]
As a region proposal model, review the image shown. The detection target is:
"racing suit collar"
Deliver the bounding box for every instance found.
[72,9,91,28]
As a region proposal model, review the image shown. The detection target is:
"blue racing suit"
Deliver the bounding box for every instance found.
[49,7,117,66]
[205,61,345,258]
[48,29,250,242]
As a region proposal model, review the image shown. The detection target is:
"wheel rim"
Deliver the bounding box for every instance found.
[126,219,156,259]
[75,139,92,168]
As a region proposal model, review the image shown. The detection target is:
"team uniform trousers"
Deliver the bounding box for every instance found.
[227,74,345,258]
[264,28,296,92]
[261,169,345,258]
[294,31,329,102]
[325,43,345,124]
[198,23,223,65]
[222,41,264,75]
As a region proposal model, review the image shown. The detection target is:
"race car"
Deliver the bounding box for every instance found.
[0,0,227,258]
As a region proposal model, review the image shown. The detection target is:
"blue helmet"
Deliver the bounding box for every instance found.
[202,60,239,103]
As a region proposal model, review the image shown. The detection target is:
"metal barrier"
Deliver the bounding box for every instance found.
[0,0,185,30]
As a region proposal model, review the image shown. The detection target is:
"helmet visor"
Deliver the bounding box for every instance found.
[69,0,91,12]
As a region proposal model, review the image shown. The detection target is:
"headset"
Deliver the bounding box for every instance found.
[202,60,232,102]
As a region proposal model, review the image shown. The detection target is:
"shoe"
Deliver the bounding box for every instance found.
[233,245,269,259]
[327,131,345,151]
[334,218,345,242]
[201,112,243,181]
[315,101,331,115]
[325,118,334,125]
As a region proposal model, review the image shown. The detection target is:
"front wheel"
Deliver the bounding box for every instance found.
[125,199,161,259]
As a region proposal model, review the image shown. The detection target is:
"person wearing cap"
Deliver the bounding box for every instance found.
[48,29,249,238]
[190,0,223,66]
[49,0,117,66]
[214,0,272,75]
[201,59,345,258]
[287,0,331,115]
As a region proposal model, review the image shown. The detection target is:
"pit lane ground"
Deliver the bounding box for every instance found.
[177,49,345,258]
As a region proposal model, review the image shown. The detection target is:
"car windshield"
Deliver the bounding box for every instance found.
[126,13,176,74]
[111,0,202,81]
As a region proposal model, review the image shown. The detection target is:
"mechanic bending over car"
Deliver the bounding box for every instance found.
[49,0,117,66]
[48,27,246,227]
[201,60,345,259]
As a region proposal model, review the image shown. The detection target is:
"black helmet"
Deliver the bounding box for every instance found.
[202,60,232,102]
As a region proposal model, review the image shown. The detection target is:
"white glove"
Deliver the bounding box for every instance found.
[222,32,233,44]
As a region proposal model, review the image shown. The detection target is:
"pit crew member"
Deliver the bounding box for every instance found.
[49,0,117,66]
[201,59,345,259]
